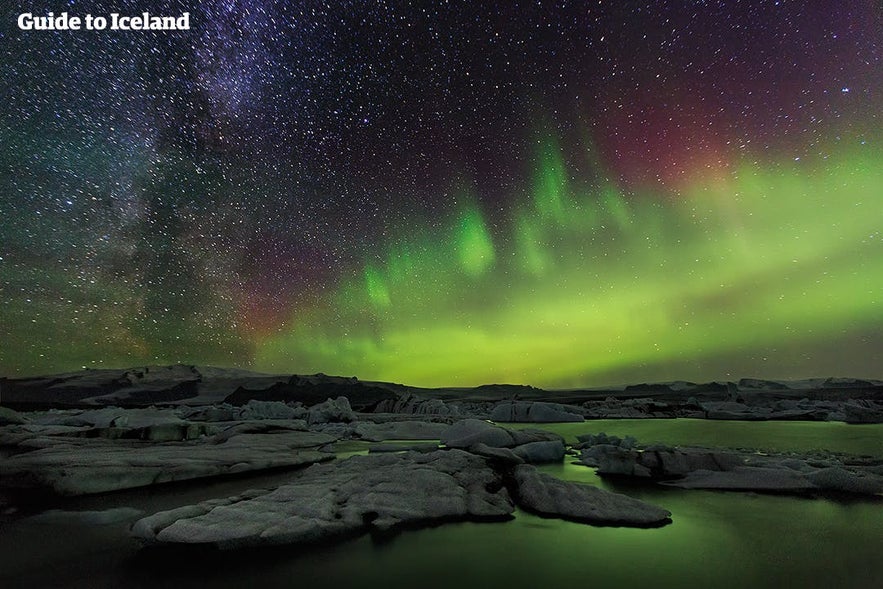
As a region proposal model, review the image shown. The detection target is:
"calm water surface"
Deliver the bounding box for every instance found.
[1,420,881,588]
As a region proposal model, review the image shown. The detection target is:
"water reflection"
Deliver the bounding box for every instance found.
[1,421,881,588]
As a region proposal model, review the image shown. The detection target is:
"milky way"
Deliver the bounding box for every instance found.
[1,1,881,386]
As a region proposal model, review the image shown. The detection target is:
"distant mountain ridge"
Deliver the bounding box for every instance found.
[1,364,881,409]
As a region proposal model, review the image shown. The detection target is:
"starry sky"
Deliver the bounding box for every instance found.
[1,0,881,387]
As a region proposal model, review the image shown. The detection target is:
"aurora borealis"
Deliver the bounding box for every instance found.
[1,1,881,387]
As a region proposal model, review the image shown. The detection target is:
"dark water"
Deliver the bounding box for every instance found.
[2,420,881,589]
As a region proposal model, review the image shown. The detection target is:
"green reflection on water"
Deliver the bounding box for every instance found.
[1,421,881,589]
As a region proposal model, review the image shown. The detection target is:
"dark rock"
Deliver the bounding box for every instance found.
[441,419,514,448]
[472,383,546,398]
[512,440,566,464]
[30,407,137,428]
[510,428,566,446]
[512,464,671,527]
[28,407,215,441]
[841,400,883,424]
[0,428,335,496]
[185,404,238,422]
[0,366,201,408]
[489,401,583,423]
[238,400,305,421]
[738,378,790,390]
[579,444,623,468]
[575,432,636,449]
[584,444,743,480]
[593,447,652,478]
[0,406,29,425]
[466,443,524,465]
[824,377,879,388]
[805,467,883,494]
[372,393,461,416]
[307,397,356,424]
[642,448,743,477]
[440,420,563,449]
[206,421,310,443]
[663,467,816,491]
[353,421,448,442]
[224,379,398,411]
[700,401,771,421]
[132,450,514,549]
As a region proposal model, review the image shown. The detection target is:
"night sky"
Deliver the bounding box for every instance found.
[1,1,881,387]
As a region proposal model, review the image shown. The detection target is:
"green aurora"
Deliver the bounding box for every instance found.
[5,2,883,387]
[253,136,883,388]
